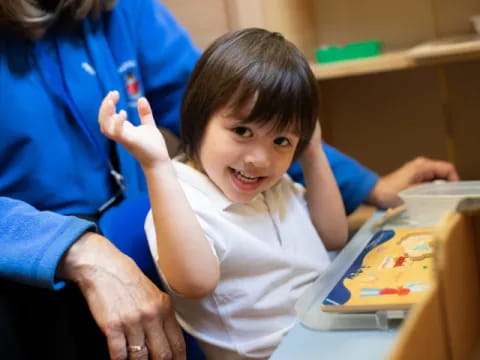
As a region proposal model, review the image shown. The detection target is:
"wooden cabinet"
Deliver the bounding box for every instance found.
[163,0,480,179]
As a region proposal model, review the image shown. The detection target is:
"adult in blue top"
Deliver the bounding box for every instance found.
[0,0,459,359]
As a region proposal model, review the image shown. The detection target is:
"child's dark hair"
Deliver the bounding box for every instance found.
[180,28,319,161]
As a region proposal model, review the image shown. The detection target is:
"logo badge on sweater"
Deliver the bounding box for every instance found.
[125,71,141,99]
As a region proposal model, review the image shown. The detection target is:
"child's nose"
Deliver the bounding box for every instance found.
[244,146,271,168]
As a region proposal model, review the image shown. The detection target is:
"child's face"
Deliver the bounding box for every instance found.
[195,104,300,203]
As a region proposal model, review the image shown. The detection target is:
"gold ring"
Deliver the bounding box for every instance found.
[127,344,146,353]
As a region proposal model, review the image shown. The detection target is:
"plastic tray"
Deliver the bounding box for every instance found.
[398,181,480,226]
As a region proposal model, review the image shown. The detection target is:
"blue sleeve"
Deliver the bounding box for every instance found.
[0,197,95,289]
[288,143,379,215]
[129,0,200,136]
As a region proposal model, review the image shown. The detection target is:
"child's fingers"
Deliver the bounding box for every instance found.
[118,109,127,120]
[99,91,120,125]
[110,90,120,103]
[109,110,128,139]
[137,97,156,126]
[99,103,115,137]
[99,95,115,128]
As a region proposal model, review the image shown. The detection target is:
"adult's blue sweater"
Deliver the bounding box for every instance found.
[0,0,378,290]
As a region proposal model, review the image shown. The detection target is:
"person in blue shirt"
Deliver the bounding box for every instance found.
[0,0,459,359]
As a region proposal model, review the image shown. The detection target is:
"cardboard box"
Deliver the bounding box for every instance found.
[388,199,480,359]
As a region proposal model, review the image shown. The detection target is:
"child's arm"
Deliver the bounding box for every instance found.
[98,91,219,298]
[300,122,348,250]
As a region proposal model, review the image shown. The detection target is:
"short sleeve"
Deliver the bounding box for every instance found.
[144,209,222,292]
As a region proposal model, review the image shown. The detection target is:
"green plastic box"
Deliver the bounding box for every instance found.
[315,41,382,64]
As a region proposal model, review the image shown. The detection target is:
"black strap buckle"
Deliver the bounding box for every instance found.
[96,188,124,217]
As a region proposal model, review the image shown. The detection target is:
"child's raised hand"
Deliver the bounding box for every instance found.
[98,91,170,168]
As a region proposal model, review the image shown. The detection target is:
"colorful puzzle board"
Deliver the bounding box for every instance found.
[321,228,435,312]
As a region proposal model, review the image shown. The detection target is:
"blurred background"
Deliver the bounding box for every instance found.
[163,0,480,182]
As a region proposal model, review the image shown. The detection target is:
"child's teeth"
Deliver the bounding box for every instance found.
[235,170,258,182]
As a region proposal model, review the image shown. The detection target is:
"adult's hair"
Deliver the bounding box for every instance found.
[181,28,319,162]
[0,0,117,39]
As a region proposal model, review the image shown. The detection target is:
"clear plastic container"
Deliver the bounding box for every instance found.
[471,14,480,34]
[398,181,480,226]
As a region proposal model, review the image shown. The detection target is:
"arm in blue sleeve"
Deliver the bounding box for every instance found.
[131,0,200,136]
[0,197,95,289]
[288,143,379,215]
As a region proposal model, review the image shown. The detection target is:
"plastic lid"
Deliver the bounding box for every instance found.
[399,181,480,198]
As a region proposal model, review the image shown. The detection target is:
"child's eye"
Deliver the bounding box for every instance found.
[274,137,291,147]
[233,126,252,137]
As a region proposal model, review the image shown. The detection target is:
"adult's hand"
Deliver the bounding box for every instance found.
[57,232,185,360]
[367,156,460,209]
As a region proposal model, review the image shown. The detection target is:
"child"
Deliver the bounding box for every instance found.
[99,28,348,360]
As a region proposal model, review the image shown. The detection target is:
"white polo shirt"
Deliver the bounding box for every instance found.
[145,160,330,360]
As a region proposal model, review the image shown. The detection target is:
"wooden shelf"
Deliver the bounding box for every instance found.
[311,35,480,81]
[311,51,414,80]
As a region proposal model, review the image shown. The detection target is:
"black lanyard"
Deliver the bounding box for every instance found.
[35,39,126,215]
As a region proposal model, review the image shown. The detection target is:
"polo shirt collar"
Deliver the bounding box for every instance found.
[172,159,235,211]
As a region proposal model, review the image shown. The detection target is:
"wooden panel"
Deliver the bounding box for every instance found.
[437,213,480,359]
[433,0,480,37]
[162,0,231,49]
[311,51,414,80]
[226,0,317,59]
[311,36,480,81]
[163,0,319,59]
[443,59,480,179]
[225,0,265,30]
[320,68,449,175]
[314,0,436,51]
[262,0,317,60]
[163,0,480,53]
[388,284,448,360]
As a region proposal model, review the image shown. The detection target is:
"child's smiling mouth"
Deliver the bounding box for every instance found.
[229,167,266,191]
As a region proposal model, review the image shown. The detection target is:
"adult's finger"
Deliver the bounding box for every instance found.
[105,321,128,360]
[125,320,147,360]
[163,306,186,360]
[431,161,459,181]
[127,345,149,360]
[143,293,179,360]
